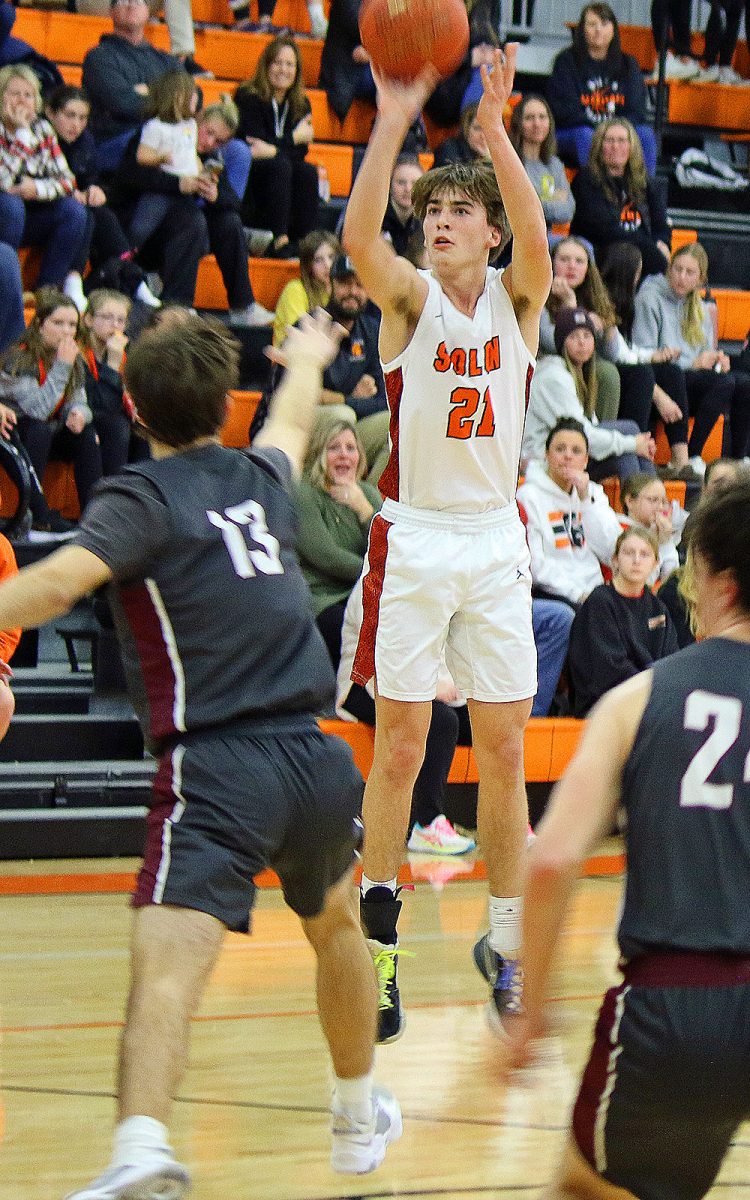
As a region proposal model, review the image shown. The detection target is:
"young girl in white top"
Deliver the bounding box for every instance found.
[129,70,201,250]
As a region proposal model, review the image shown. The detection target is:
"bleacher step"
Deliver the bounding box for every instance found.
[0,715,144,762]
[12,687,91,715]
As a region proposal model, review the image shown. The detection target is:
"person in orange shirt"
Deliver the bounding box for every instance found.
[0,529,20,737]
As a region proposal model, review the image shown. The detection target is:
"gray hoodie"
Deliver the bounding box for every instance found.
[632,272,715,371]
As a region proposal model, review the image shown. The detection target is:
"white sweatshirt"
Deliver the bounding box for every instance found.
[517,460,623,605]
[522,354,638,466]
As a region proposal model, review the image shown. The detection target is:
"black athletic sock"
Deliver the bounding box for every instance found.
[360,887,402,944]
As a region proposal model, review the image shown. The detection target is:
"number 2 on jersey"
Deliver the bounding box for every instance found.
[207,500,284,578]
[446,386,495,440]
[679,689,750,809]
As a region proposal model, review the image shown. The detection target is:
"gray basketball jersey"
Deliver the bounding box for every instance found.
[619,638,750,960]
[75,443,335,751]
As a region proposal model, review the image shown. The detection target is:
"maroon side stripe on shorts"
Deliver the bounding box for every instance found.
[572,981,630,1174]
[378,365,403,501]
[352,514,393,688]
[119,579,185,742]
[132,746,186,909]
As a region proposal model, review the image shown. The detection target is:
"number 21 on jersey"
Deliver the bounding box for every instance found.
[680,689,750,809]
[446,386,496,440]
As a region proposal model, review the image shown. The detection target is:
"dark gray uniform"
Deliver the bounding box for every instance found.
[572,638,750,1200]
[74,443,363,931]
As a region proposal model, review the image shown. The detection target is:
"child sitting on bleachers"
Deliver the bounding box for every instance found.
[0,286,101,530]
[129,69,200,250]
[81,288,149,478]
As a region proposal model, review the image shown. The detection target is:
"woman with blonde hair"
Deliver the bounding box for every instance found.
[295,417,381,668]
[570,117,671,277]
[539,235,621,421]
[524,306,657,481]
[273,230,339,346]
[235,35,319,258]
[0,63,87,291]
[633,242,750,463]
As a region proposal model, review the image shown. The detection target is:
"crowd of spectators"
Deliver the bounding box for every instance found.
[1,0,749,822]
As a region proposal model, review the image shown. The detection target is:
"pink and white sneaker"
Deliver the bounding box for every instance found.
[407,815,476,856]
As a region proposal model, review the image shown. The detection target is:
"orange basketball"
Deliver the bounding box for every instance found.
[359,0,470,83]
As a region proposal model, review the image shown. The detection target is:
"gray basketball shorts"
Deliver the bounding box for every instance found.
[572,954,750,1200]
[133,716,364,932]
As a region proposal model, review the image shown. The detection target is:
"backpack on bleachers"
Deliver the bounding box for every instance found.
[674,149,749,192]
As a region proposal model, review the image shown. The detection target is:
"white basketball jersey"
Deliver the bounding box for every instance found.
[379,268,535,514]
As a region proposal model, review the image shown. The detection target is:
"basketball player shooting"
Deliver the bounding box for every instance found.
[342,47,552,1041]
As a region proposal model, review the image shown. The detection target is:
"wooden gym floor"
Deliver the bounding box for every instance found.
[1,849,750,1199]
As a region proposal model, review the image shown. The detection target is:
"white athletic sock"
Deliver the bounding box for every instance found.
[333,1071,374,1123]
[112,1115,171,1168]
[488,895,522,958]
[360,875,397,897]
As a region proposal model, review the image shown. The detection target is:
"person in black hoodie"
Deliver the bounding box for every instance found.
[548,2,657,174]
[571,118,671,278]
[567,524,678,715]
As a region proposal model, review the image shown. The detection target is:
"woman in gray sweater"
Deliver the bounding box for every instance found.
[508,94,575,239]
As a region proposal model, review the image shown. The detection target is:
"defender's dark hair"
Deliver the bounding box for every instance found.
[124,314,240,448]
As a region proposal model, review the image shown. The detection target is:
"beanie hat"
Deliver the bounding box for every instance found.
[554,306,596,355]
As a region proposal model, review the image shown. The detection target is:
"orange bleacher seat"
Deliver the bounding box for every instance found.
[222,390,261,447]
[190,0,325,32]
[14,10,322,87]
[308,90,375,145]
[194,255,299,310]
[19,247,43,292]
[654,415,724,467]
[319,716,582,786]
[58,63,83,86]
[671,228,697,252]
[306,142,353,197]
[713,289,750,341]
[667,79,750,131]
[603,476,687,513]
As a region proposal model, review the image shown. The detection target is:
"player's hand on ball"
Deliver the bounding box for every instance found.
[477,44,518,131]
[372,63,441,127]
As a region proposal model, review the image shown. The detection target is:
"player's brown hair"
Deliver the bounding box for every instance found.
[683,478,750,614]
[124,313,240,448]
[411,161,511,259]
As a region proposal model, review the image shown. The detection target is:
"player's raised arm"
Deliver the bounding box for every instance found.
[342,67,437,324]
[255,310,344,475]
[477,46,552,345]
